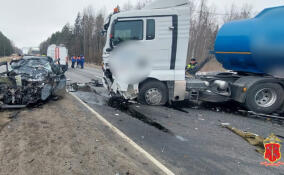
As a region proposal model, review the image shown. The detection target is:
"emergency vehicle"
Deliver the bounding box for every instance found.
[47,44,69,71]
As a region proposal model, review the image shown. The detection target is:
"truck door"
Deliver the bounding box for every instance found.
[145,17,173,71]
[109,16,176,82]
[109,18,147,87]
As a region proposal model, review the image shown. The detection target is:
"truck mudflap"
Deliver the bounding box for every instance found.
[230,84,246,103]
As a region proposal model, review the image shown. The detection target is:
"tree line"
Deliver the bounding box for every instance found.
[39,0,149,64]
[0,31,14,57]
[40,0,253,66]
[39,7,105,64]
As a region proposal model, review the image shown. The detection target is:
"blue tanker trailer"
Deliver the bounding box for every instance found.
[192,6,284,114]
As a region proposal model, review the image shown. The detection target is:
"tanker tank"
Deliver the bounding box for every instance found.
[214,6,284,77]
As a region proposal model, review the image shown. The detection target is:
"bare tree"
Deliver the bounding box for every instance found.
[82,6,96,62]
[187,0,218,63]
[136,0,151,10]
[93,12,106,64]
[122,0,134,11]
[186,1,253,71]
[223,3,253,23]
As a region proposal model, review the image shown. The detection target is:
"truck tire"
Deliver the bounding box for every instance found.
[138,80,168,106]
[245,83,284,114]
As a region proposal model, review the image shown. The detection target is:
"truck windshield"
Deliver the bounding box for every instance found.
[113,20,143,42]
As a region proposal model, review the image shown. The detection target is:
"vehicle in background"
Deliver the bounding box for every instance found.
[102,0,284,114]
[47,44,69,71]
[22,47,30,56]
[28,47,40,56]
[22,47,40,56]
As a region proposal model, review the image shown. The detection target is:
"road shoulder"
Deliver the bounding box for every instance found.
[0,94,164,175]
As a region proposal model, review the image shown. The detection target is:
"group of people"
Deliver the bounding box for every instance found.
[71,55,85,69]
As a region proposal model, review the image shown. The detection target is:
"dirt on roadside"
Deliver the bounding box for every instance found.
[0,94,163,175]
[0,112,12,131]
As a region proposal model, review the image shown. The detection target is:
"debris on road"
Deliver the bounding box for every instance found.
[67,83,88,92]
[106,96,174,134]
[90,79,103,87]
[66,79,103,93]
[0,57,66,108]
[108,96,129,111]
[238,110,284,124]
[0,111,21,131]
[221,123,265,154]
[8,111,20,120]
[0,112,12,131]
[176,135,188,142]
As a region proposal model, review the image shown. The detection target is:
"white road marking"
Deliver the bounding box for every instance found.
[70,93,175,175]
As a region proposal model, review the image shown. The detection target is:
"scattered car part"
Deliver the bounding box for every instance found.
[221,123,265,154]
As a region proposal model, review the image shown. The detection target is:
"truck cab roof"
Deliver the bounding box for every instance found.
[144,0,189,9]
[112,0,189,19]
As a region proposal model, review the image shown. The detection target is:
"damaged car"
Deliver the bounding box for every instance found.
[0,56,66,108]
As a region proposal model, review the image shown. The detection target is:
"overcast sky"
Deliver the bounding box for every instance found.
[0,0,283,48]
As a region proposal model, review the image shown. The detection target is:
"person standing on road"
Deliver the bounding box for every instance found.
[71,56,76,68]
[81,55,85,69]
[76,56,81,68]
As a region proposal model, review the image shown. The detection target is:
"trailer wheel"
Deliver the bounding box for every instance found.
[245,83,284,114]
[138,80,168,106]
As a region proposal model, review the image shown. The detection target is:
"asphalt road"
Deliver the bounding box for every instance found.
[65,66,103,84]
[66,66,284,175]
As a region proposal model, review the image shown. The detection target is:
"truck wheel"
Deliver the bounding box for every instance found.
[245,83,284,114]
[138,80,168,106]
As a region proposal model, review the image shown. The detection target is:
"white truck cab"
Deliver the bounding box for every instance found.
[102,2,284,114]
[102,0,190,105]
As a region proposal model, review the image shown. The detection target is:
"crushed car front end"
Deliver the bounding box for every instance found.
[0,56,66,108]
